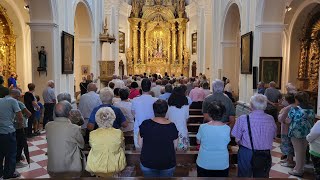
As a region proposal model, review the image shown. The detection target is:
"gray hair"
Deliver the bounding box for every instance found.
[250,94,268,110]
[99,87,114,104]
[54,101,72,118]
[286,83,297,94]
[95,107,116,128]
[10,89,21,96]
[212,79,224,93]
[47,80,54,86]
[57,92,71,103]
[269,81,276,87]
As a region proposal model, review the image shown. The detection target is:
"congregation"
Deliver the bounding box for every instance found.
[0,73,319,179]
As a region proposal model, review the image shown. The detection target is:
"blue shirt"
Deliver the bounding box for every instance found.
[89,104,126,129]
[159,93,171,101]
[196,124,230,170]
[35,102,43,119]
[8,77,17,88]
[0,96,21,134]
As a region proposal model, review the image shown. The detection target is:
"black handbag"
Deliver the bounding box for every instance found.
[246,115,271,171]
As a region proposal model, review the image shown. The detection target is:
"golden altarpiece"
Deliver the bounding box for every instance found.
[0,5,16,85]
[126,0,190,76]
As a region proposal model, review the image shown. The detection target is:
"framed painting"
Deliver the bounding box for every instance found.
[241,31,253,74]
[259,57,283,89]
[61,31,74,74]
[119,31,125,53]
[191,32,197,54]
[81,65,90,75]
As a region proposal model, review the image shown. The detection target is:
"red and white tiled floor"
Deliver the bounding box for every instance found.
[18,133,315,179]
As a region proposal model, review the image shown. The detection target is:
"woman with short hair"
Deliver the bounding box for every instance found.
[57,92,84,126]
[129,81,140,99]
[196,101,230,177]
[288,92,315,177]
[232,94,276,178]
[138,100,178,177]
[114,88,134,132]
[86,107,126,177]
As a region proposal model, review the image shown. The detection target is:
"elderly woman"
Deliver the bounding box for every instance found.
[138,100,178,177]
[232,94,276,178]
[288,92,315,177]
[86,107,126,177]
[57,92,84,126]
[196,101,230,177]
[129,81,140,99]
[114,88,134,132]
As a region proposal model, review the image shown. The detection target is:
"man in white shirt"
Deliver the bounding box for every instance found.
[132,79,157,149]
[224,79,232,93]
[151,79,163,98]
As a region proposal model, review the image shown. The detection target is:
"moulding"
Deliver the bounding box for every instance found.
[255,23,286,32]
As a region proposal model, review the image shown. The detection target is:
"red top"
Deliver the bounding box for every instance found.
[129,88,140,99]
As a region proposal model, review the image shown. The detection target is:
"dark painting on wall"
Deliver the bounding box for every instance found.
[119,31,125,53]
[61,31,74,74]
[191,32,197,54]
[259,57,283,89]
[241,31,253,74]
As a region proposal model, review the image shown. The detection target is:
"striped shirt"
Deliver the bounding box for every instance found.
[231,110,277,150]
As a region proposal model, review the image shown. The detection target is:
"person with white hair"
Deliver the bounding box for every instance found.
[46,101,84,178]
[57,92,84,126]
[232,94,276,178]
[202,80,235,127]
[87,87,127,131]
[42,80,56,128]
[110,74,125,89]
[86,107,126,177]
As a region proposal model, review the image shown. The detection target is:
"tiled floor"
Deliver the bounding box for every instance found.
[17,133,315,179]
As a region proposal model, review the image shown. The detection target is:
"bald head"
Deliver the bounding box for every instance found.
[54,101,72,118]
[87,83,98,92]
[269,81,276,88]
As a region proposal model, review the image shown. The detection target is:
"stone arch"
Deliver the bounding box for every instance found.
[74,0,94,92]
[221,2,241,96]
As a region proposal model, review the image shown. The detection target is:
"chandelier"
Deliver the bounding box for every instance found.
[99,18,116,44]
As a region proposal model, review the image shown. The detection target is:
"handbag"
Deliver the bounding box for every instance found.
[246,115,271,171]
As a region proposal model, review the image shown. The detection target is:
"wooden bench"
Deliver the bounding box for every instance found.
[188,115,204,124]
[189,108,202,115]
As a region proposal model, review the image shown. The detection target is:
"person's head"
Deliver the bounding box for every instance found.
[28,83,36,91]
[35,95,40,102]
[99,87,114,104]
[285,93,295,105]
[0,76,4,85]
[112,74,117,79]
[95,107,116,128]
[258,81,265,88]
[54,101,72,118]
[226,79,230,84]
[82,76,87,82]
[131,82,138,89]
[114,88,120,97]
[202,82,209,90]
[168,86,188,108]
[155,79,162,85]
[119,88,129,101]
[207,101,226,121]
[86,74,92,81]
[212,79,224,93]
[141,78,151,92]
[153,99,168,118]
[286,83,297,94]
[295,91,310,108]
[269,81,276,88]
[164,84,173,93]
[136,76,141,81]
[87,83,98,92]
[11,72,16,78]
[10,89,21,100]
[57,92,72,103]
[250,94,268,111]
[193,81,200,88]
[108,82,115,89]
[47,80,55,88]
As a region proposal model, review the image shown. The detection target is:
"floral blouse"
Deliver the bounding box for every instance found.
[288,106,315,139]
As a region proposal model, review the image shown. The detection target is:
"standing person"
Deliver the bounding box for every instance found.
[151,80,162,98]
[224,79,235,102]
[34,95,43,135]
[138,100,178,177]
[79,77,89,96]
[167,87,190,151]
[288,92,315,177]
[42,80,56,129]
[0,89,23,179]
[201,82,211,98]
[264,81,282,121]
[8,72,17,88]
[114,88,134,132]
[278,94,295,167]
[132,78,157,149]
[0,75,9,98]
[257,81,266,94]
[232,94,276,178]
[159,84,172,101]
[24,83,40,137]
[307,119,320,180]
[196,101,230,177]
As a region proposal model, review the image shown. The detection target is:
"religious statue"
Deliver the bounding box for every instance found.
[126,48,133,64]
[37,46,47,69]
[155,0,163,5]
[145,0,154,6]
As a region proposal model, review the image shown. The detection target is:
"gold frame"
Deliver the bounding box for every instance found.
[119,31,125,53]
[191,32,197,54]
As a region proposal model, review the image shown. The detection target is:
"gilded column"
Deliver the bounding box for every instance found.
[178,22,183,65]
[129,19,140,65]
[171,22,176,64]
[140,21,146,64]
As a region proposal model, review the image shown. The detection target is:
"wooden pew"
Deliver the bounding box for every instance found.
[189,108,202,115]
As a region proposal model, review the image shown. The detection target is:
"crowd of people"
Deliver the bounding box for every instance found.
[0,72,319,179]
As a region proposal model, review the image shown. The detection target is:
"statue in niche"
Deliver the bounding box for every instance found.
[145,0,154,6]
[153,39,163,58]
[37,46,47,69]
[178,0,185,11]
[155,0,163,5]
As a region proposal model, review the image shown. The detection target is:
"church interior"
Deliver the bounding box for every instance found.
[1,0,320,179]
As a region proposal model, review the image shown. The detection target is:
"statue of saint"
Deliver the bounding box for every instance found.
[37,46,47,69]
[178,0,185,11]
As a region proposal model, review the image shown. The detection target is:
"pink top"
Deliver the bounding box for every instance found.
[278,104,294,135]
[129,89,140,99]
[189,87,205,102]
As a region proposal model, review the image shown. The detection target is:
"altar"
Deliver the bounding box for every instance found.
[126,0,190,76]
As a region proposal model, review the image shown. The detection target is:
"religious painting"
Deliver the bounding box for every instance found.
[61,31,74,74]
[119,31,125,53]
[81,65,90,75]
[259,57,283,89]
[241,32,253,74]
[192,33,197,54]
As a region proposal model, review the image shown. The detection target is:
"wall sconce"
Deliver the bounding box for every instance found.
[99,18,116,44]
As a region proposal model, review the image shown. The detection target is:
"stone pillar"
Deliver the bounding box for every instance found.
[129,19,140,65]
[171,22,176,64]
[140,20,146,64]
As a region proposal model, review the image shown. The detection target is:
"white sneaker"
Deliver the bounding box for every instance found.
[16,161,28,168]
